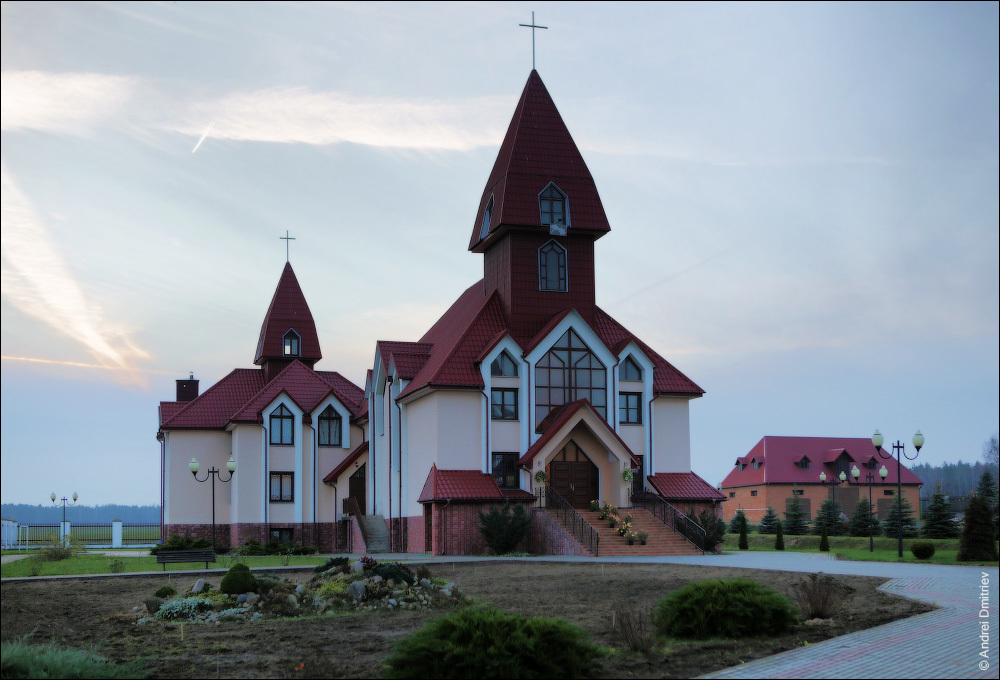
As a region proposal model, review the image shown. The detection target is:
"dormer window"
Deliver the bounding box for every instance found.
[538,241,567,292]
[283,330,301,357]
[752,460,762,470]
[480,195,494,240]
[491,351,518,377]
[539,183,569,235]
[622,357,643,382]
[799,457,811,470]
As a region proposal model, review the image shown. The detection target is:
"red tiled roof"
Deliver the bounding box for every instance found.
[322,441,368,485]
[417,465,505,503]
[160,369,265,429]
[518,399,639,468]
[649,472,726,501]
[230,361,363,423]
[720,436,925,488]
[376,341,433,378]
[159,401,185,424]
[470,71,610,252]
[255,263,322,365]
[390,353,430,381]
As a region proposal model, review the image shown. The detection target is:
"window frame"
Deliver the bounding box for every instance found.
[491,388,519,421]
[283,330,301,357]
[491,351,519,377]
[491,452,519,490]
[538,183,569,230]
[269,405,295,445]
[538,240,568,292]
[480,195,494,240]
[269,472,294,502]
[534,329,607,425]
[269,528,294,543]
[621,357,643,382]
[317,405,342,447]
[618,392,642,424]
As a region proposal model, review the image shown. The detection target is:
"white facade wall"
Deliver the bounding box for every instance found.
[164,430,231,524]
[652,397,692,473]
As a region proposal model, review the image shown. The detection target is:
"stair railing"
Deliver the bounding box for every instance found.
[343,497,369,548]
[536,486,600,556]
[630,491,706,553]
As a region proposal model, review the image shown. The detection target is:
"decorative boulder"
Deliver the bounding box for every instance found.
[347,580,366,602]
[144,597,165,614]
[190,579,207,593]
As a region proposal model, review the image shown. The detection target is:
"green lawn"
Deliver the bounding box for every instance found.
[720,534,998,565]
[1,553,332,578]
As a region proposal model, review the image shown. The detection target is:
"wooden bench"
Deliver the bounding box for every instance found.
[155,549,216,570]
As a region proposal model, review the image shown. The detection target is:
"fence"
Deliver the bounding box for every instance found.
[1,521,161,549]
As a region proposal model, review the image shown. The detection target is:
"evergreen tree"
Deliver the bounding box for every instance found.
[783,494,810,535]
[737,513,749,550]
[818,524,829,551]
[774,518,784,551]
[849,497,881,538]
[814,498,843,537]
[758,507,779,535]
[958,495,999,562]
[922,489,959,539]
[881,495,919,539]
[974,469,999,535]
[728,510,752,534]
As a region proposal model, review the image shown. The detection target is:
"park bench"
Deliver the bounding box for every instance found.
[155,548,216,570]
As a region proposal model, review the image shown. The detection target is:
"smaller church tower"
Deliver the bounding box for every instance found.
[254,262,322,382]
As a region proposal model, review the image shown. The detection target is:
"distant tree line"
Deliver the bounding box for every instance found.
[1,504,160,524]
[911,460,994,498]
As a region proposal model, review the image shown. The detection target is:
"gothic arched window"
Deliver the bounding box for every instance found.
[270,405,294,445]
[283,330,301,357]
[317,405,342,446]
[538,241,567,292]
[539,183,568,232]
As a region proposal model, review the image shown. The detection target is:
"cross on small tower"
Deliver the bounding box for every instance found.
[519,11,548,70]
[279,230,296,262]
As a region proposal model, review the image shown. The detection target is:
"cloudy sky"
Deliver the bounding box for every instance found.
[2,1,997,507]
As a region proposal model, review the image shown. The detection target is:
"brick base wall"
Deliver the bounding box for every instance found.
[168,522,351,552]
[526,508,591,556]
[426,500,535,556]
[406,514,426,553]
[164,523,232,548]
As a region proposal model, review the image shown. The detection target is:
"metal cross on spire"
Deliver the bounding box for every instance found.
[279,230,296,262]
[519,11,548,70]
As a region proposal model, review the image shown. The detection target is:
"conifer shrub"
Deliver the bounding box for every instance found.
[774,519,785,551]
[653,579,798,639]
[220,562,257,595]
[782,494,810,535]
[958,495,999,562]
[909,541,935,560]
[737,514,749,551]
[314,556,350,574]
[154,586,177,599]
[688,510,726,552]
[383,607,603,679]
[758,507,779,534]
[921,489,959,539]
[371,562,416,585]
[478,502,531,555]
[728,510,752,534]
[818,525,830,552]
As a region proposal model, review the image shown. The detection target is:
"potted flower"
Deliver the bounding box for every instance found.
[590,499,601,512]
[608,514,619,528]
[636,531,648,546]
[625,531,637,545]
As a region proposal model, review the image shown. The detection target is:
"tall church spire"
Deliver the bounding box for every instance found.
[469,70,610,253]
[255,262,321,380]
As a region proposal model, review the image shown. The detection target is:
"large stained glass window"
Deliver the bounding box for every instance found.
[534,329,606,427]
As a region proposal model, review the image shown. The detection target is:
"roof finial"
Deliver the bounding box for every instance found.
[519,11,548,71]
[279,229,296,262]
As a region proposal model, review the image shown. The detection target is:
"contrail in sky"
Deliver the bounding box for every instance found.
[1,355,173,375]
[191,118,216,153]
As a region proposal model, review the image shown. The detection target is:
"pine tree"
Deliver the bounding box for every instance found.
[758,507,779,535]
[958,495,999,562]
[922,489,959,539]
[974,469,999,535]
[774,518,784,551]
[819,523,829,551]
[783,494,810,535]
[737,513,749,550]
[881,495,919,539]
[728,510,752,534]
[849,497,881,538]
[814,498,843,537]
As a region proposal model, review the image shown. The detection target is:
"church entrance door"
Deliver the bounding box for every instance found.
[549,441,599,509]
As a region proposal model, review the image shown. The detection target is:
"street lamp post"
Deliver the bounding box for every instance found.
[851,464,888,552]
[871,429,923,558]
[189,456,236,551]
[818,471,847,536]
[50,492,78,546]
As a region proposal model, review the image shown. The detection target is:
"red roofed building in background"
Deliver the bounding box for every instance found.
[720,436,924,524]
[158,69,718,556]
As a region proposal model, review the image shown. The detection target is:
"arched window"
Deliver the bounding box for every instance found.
[621,356,643,382]
[538,241,567,292]
[535,329,606,426]
[283,330,301,357]
[317,405,342,446]
[491,350,518,377]
[539,183,568,233]
[270,405,294,445]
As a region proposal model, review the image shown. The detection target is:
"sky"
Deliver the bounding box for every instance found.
[1,1,997,507]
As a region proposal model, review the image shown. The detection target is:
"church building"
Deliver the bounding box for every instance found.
[157,70,724,556]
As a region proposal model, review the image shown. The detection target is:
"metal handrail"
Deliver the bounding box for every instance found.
[536,486,600,556]
[631,491,706,553]
[343,497,368,548]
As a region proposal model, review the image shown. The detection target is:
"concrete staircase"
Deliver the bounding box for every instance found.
[358,514,390,553]
[550,506,703,556]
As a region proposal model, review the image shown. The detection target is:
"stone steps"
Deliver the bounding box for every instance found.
[358,514,390,553]
[583,507,703,556]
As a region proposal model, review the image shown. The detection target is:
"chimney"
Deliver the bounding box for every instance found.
[176,372,199,402]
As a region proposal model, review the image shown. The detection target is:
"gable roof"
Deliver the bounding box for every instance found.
[469,70,610,252]
[518,399,640,468]
[417,465,505,503]
[322,441,368,485]
[255,262,321,365]
[720,436,925,488]
[159,362,364,431]
[648,472,726,501]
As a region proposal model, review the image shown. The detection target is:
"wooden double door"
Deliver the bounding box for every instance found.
[549,441,599,509]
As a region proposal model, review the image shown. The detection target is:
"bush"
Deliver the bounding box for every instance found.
[653,579,798,639]
[371,562,416,585]
[314,556,350,573]
[0,638,145,679]
[910,541,935,560]
[254,573,281,594]
[38,534,75,562]
[150,534,211,555]
[794,573,849,619]
[155,598,213,620]
[819,525,830,552]
[690,510,726,553]
[774,519,785,551]
[958,495,999,562]
[611,605,654,653]
[737,514,749,550]
[479,502,531,555]
[758,507,779,535]
[154,586,177,599]
[220,563,257,595]
[383,607,603,679]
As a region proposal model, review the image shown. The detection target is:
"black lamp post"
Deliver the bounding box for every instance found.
[871,429,923,558]
[189,456,236,551]
[50,492,78,546]
[851,464,888,552]
[818,470,847,536]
